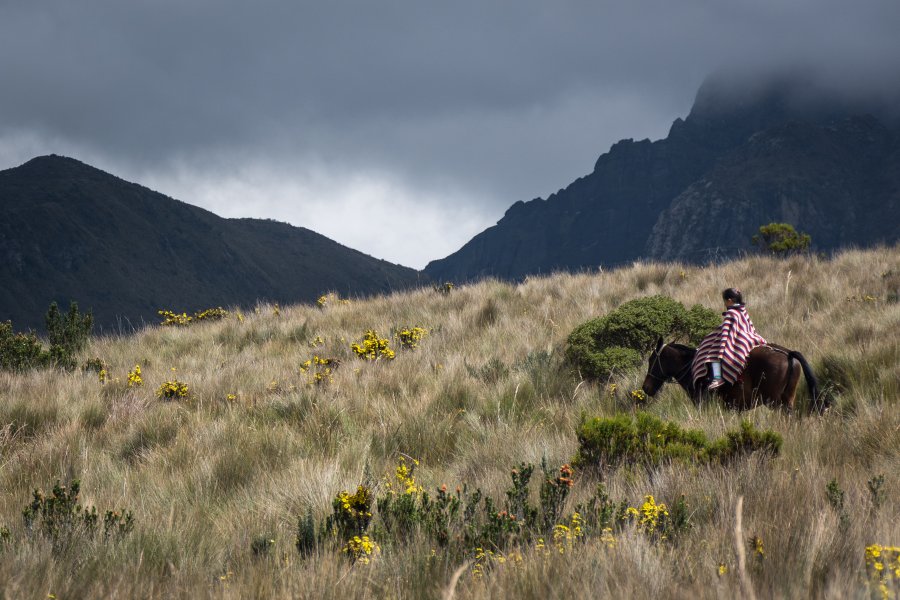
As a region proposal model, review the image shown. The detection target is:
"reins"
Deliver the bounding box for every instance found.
[648,345,693,384]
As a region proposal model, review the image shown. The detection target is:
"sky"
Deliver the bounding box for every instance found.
[1,1,899,269]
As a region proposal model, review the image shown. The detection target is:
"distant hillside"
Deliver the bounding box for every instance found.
[0,155,420,331]
[424,72,900,281]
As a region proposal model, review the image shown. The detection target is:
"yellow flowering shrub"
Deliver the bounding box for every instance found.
[471,546,523,578]
[351,330,395,361]
[866,544,900,598]
[156,379,189,400]
[342,535,380,564]
[551,512,584,553]
[158,310,192,326]
[329,485,373,538]
[396,326,428,350]
[299,355,337,386]
[158,307,228,326]
[126,365,143,387]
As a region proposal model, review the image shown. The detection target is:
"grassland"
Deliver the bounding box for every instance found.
[1,247,898,599]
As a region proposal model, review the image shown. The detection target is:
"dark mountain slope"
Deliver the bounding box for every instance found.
[424,74,900,281]
[647,116,900,260]
[0,155,419,331]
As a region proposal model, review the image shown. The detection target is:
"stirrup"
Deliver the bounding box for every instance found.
[708,378,725,390]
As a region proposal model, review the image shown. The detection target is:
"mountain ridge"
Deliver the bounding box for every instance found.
[0,155,419,332]
[424,73,900,281]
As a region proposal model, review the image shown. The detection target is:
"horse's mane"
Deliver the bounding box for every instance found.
[667,342,697,356]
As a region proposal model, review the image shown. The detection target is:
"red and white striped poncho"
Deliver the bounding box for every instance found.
[691,304,767,387]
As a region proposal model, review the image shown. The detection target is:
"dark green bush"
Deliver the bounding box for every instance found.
[573,412,782,470]
[45,301,93,369]
[0,322,47,371]
[566,295,719,380]
[752,222,811,254]
[21,479,133,550]
[0,301,93,372]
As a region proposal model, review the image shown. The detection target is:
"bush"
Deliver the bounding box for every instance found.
[0,322,47,371]
[566,295,719,380]
[21,479,134,550]
[752,222,811,255]
[1,301,93,372]
[573,412,781,471]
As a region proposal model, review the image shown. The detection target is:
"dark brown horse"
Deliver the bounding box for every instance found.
[641,338,823,413]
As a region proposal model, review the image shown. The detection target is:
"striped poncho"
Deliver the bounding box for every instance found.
[691,304,767,388]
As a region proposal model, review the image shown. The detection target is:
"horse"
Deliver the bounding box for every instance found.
[641,338,823,413]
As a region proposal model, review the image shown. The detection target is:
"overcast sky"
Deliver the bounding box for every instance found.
[2,1,899,268]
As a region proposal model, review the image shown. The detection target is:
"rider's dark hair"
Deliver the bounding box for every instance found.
[722,287,744,305]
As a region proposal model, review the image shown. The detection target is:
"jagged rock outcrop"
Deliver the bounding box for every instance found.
[424,73,900,281]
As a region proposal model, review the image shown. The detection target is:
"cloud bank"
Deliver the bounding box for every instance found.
[1,0,898,267]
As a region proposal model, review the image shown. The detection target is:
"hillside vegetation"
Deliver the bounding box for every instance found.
[1,247,898,599]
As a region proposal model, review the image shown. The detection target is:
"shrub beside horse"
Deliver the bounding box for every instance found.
[642,338,824,413]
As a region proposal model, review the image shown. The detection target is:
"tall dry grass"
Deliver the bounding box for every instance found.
[0,246,898,598]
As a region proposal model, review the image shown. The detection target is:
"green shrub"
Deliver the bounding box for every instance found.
[573,412,782,470]
[566,295,719,380]
[45,301,93,369]
[295,507,318,557]
[752,222,811,254]
[1,301,94,372]
[22,479,133,549]
[0,322,47,371]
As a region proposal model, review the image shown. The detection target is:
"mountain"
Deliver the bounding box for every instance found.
[0,155,419,332]
[424,73,900,281]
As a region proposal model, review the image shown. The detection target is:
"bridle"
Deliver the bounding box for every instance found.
[646,344,693,385]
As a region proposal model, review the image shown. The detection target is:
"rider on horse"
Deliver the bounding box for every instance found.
[692,288,767,391]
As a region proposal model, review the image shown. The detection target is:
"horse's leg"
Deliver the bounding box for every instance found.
[781,357,802,414]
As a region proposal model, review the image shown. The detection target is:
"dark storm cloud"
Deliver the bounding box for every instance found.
[1,0,899,266]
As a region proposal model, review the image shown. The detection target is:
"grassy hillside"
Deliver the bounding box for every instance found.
[1,247,898,599]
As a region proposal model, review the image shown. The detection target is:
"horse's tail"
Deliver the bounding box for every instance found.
[788,351,824,413]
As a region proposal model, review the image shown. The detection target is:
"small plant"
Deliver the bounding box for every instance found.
[864,544,900,596]
[300,355,338,385]
[539,460,574,532]
[327,485,373,538]
[194,307,229,322]
[341,535,379,564]
[466,357,510,384]
[868,474,886,512]
[825,478,845,512]
[81,357,105,375]
[127,364,143,387]
[157,310,193,326]
[296,508,317,557]
[156,378,190,400]
[22,479,133,546]
[396,326,428,350]
[351,330,395,361]
[826,478,851,530]
[752,222,811,255]
[250,535,276,557]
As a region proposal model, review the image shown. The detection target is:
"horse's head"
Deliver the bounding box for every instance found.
[641,337,670,397]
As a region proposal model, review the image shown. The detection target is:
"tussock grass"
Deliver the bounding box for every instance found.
[1,246,898,598]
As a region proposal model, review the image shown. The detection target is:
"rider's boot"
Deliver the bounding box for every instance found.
[708,361,725,390]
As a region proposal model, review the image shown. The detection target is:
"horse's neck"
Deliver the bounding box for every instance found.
[667,347,696,394]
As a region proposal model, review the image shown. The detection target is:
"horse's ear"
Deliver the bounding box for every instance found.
[654,337,664,353]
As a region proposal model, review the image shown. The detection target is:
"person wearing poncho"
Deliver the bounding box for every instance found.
[691,288,767,391]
